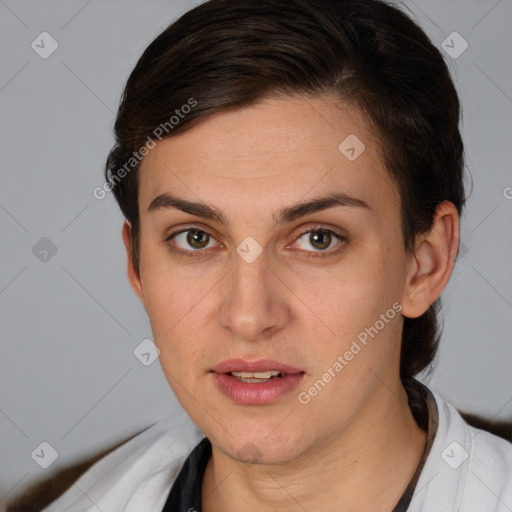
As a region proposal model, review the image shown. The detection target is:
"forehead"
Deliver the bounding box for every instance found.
[137,95,399,220]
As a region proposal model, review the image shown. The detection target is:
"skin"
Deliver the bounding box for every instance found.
[122,94,459,511]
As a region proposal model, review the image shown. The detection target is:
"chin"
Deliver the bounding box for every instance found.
[213,422,309,466]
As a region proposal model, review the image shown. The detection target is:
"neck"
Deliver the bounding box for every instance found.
[202,380,427,512]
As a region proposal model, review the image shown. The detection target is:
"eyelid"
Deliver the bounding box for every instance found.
[164,223,221,243]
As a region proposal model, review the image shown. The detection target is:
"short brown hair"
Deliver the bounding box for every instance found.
[105,0,466,382]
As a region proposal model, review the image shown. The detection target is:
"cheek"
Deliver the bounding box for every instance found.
[138,255,193,349]
[298,246,401,324]
[148,285,199,354]
[294,261,404,407]
[290,244,405,378]
[138,248,223,378]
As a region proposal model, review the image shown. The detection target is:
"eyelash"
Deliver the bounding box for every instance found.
[164,224,349,260]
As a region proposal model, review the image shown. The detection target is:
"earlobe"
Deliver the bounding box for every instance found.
[401,201,460,319]
[122,221,144,303]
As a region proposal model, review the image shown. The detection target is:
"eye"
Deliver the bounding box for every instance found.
[168,228,219,254]
[165,225,347,259]
[292,228,347,254]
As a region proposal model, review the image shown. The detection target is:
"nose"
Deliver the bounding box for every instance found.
[219,251,290,341]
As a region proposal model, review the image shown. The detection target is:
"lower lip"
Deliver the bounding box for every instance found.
[212,372,305,405]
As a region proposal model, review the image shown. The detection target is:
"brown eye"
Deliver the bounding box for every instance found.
[293,228,346,254]
[170,229,218,252]
[309,230,331,250]
[187,229,210,249]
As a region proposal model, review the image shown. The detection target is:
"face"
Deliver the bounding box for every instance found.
[126,95,418,464]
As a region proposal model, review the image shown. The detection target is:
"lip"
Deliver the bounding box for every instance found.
[211,358,305,405]
[211,358,304,374]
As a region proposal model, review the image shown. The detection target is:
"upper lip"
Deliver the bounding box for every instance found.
[212,358,304,375]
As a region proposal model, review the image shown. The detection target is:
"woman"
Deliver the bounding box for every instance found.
[36,0,512,510]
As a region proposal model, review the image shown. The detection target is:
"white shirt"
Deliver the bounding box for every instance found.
[38,388,512,511]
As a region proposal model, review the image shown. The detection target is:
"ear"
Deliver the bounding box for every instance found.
[401,201,460,319]
[122,220,144,304]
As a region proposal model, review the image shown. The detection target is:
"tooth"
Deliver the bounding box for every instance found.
[231,371,282,378]
[238,377,272,383]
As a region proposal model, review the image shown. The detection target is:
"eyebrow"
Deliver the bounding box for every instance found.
[147,191,370,227]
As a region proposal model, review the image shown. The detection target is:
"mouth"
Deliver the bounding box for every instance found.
[211,359,305,405]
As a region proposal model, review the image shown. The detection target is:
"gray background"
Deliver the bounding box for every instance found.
[1,0,511,501]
